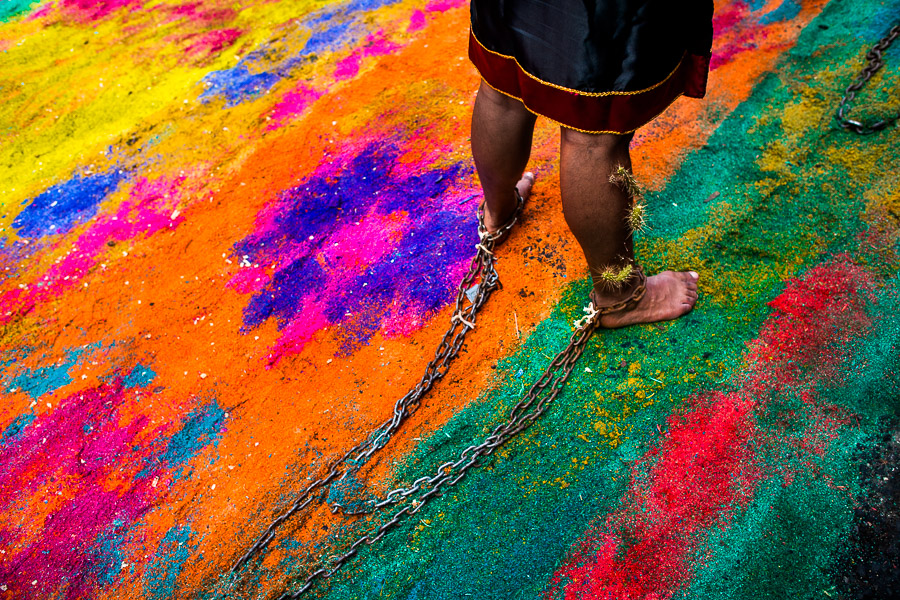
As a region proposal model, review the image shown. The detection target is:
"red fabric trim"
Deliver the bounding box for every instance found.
[468,31,710,134]
[683,52,711,100]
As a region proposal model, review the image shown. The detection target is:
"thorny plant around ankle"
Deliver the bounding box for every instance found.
[590,166,650,292]
[592,261,634,291]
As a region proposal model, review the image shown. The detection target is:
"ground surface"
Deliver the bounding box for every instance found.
[1,1,899,599]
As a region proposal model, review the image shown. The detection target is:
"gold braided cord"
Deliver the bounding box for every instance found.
[473,75,686,136]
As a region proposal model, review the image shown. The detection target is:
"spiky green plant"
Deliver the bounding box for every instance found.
[610,165,650,236]
[627,200,648,234]
[610,165,643,199]
[591,262,634,291]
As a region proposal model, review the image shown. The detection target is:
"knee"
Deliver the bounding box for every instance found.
[560,127,633,156]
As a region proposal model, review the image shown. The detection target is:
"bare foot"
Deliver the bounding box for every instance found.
[482,172,535,233]
[597,270,699,329]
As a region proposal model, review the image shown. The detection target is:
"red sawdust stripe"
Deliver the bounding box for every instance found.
[547,257,877,599]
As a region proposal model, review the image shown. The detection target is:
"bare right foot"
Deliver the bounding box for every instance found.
[596,271,699,329]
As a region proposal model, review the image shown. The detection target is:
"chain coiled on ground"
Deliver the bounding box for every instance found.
[836,23,900,134]
[276,307,604,599]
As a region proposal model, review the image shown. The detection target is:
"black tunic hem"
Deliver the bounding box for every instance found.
[468,29,710,135]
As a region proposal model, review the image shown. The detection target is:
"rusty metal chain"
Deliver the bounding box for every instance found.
[276,308,604,599]
[836,23,900,134]
[230,194,524,576]
[230,189,649,598]
[273,270,648,599]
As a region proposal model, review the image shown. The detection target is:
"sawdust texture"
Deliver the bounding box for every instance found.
[1,0,899,599]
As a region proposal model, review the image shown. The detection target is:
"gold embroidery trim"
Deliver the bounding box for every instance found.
[475,74,686,136]
[470,27,687,98]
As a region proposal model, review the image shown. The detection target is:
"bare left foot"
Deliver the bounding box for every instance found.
[596,270,699,328]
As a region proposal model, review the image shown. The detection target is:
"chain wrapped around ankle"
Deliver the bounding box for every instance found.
[231,185,644,600]
[477,188,525,249]
[574,264,647,329]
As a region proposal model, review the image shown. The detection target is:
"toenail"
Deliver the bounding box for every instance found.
[689,271,699,279]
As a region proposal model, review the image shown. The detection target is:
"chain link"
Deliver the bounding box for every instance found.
[836,24,900,134]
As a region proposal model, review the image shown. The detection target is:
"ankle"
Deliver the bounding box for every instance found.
[589,264,646,307]
[480,191,517,231]
[482,174,532,233]
[591,280,637,306]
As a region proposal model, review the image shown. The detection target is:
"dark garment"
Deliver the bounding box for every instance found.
[469,0,714,134]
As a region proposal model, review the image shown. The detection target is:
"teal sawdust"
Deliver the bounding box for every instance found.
[0,0,43,22]
[289,2,900,598]
[144,524,199,600]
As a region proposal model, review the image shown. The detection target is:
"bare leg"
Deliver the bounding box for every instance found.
[559,127,699,328]
[471,81,537,232]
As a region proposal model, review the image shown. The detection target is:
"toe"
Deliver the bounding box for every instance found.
[681,271,699,292]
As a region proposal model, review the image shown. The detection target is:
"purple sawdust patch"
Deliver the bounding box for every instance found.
[233,138,471,359]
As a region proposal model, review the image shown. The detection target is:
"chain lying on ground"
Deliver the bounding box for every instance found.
[274,269,648,599]
[277,307,602,599]
[230,196,523,575]
[836,23,900,134]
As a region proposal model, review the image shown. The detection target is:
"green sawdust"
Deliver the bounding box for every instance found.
[0,0,42,22]
[681,282,900,600]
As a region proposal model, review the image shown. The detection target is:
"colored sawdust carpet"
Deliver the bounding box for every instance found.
[1,1,900,599]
